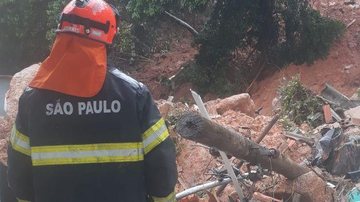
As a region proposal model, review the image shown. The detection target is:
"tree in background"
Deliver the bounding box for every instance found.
[0,0,344,97]
[0,0,207,72]
[191,0,344,95]
[0,1,49,73]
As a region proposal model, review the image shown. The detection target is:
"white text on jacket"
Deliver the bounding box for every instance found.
[46,100,121,116]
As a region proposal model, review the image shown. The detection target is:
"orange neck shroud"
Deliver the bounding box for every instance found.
[30,34,107,97]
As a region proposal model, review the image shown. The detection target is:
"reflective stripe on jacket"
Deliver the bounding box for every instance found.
[7,67,177,202]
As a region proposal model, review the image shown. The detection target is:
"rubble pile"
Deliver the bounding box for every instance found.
[1,64,360,201]
[0,64,39,164]
[161,83,360,201]
[159,93,316,201]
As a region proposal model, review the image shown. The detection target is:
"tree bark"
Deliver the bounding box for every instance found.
[175,112,310,180]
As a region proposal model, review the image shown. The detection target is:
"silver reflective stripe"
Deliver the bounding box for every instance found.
[143,124,167,148]
[12,136,30,151]
[10,126,31,156]
[32,148,142,160]
[31,143,144,166]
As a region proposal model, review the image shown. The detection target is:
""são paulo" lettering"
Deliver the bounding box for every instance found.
[46,100,121,116]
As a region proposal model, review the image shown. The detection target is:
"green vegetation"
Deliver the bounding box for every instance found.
[127,0,208,20]
[192,0,344,95]
[0,1,50,72]
[0,0,344,97]
[279,76,323,126]
[0,0,208,72]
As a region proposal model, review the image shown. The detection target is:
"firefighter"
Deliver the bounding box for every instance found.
[7,0,177,201]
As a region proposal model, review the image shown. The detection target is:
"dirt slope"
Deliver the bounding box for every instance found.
[131,0,360,115]
[252,0,360,114]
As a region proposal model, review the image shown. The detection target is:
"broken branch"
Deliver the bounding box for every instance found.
[164,11,199,36]
[255,113,280,143]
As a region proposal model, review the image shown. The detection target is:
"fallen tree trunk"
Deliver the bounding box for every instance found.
[175,112,310,180]
[217,113,280,195]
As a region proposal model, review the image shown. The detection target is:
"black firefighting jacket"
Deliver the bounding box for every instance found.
[7,67,177,202]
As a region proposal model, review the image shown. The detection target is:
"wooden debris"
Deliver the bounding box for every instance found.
[255,113,280,143]
[164,11,199,36]
[175,112,310,180]
[346,19,356,29]
[323,104,333,123]
[283,132,315,146]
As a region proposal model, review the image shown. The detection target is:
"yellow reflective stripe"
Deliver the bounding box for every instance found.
[142,118,169,154]
[10,126,31,156]
[31,142,144,166]
[143,118,165,139]
[151,192,175,202]
[17,198,31,202]
[31,142,139,153]
[144,130,169,154]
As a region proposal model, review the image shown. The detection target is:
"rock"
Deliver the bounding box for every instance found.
[252,192,282,202]
[344,64,353,70]
[204,99,220,116]
[350,88,360,100]
[155,99,173,118]
[272,97,281,114]
[0,117,11,140]
[287,171,334,202]
[5,64,39,120]
[0,139,8,165]
[213,93,256,117]
[0,64,39,164]
[345,106,360,125]
[178,195,202,202]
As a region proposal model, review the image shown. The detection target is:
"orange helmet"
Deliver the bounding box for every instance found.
[57,0,120,45]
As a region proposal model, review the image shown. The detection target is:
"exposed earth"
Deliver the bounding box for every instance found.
[0,0,359,201]
[130,0,360,115]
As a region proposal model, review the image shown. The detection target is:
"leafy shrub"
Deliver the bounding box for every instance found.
[279,76,322,125]
[126,0,209,20]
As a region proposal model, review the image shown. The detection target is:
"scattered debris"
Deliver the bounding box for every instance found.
[283,131,314,146]
[345,170,360,182]
[345,106,360,126]
[344,0,356,5]
[176,112,310,180]
[346,186,360,202]
[323,104,333,123]
[320,83,360,110]
[2,64,360,201]
[346,19,356,28]
[326,126,360,175]
[312,127,342,166]
[190,90,245,201]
